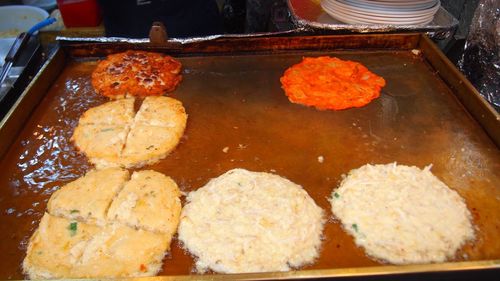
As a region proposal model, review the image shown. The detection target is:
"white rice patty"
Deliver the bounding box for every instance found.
[330,163,475,264]
[178,168,325,273]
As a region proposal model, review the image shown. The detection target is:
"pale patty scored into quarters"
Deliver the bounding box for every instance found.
[71,96,187,169]
[178,168,325,273]
[23,168,182,279]
[330,163,475,264]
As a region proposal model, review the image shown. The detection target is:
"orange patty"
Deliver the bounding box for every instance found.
[280,56,386,110]
[91,51,182,99]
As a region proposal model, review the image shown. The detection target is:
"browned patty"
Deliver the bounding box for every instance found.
[91,51,182,99]
[280,56,385,110]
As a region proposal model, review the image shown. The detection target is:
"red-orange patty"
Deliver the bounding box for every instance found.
[91,51,182,99]
[280,56,386,110]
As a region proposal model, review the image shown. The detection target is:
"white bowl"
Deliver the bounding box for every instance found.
[22,0,58,11]
[0,5,48,67]
[0,5,49,38]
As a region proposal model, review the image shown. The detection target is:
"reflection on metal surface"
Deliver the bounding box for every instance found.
[287,0,458,39]
[418,35,500,147]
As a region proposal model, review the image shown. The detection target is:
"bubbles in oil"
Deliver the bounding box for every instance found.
[12,76,101,198]
[16,123,86,195]
[18,238,29,252]
[63,77,107,113]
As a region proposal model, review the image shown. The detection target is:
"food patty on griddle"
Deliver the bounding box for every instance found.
[178,168,325,273]
[330,163,475,264]
[71,96,187,169]
[280,56,385,110]
[91,51,182,99]
[24,168,182,279]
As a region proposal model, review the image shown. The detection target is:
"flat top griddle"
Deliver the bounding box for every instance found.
[0,34,498,280]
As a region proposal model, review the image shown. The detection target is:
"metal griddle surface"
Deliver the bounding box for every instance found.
[0,50,499,279]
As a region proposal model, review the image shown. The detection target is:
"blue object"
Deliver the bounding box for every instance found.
[28,17,57,35]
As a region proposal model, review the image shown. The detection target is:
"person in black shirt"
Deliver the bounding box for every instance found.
[98,0,224,38]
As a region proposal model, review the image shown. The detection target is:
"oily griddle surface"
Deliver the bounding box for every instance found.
[0,51,499,279]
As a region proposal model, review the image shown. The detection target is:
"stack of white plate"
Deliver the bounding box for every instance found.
[321,0,441,25]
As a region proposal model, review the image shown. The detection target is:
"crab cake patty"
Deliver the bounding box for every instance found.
[24,169,182,279]
[178,168,325,273]
[107,170,182,234]
[77,98,135,125]
[70,223,170,278]
[47,168,130,225]
[71,96,187,169]
[23,213,100,279]
[330,163,475,264]
[91,51,182,99]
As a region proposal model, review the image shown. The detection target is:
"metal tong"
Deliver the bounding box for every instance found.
[0,17,56,87]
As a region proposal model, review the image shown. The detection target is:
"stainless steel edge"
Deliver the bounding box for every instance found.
[419,35,500,147]
[18,260,500,281]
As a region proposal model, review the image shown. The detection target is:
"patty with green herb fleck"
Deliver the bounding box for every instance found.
[330,163,475,264]
[71,96,187,169]
[23,169,181,279]
[178,168,325,273]
[47,168,130,225]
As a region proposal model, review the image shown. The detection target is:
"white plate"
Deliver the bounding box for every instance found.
[364,0,436,3]
[326,0,439,19]
[329,9,436,23]
[325,11,434,25]
[327,2,436,18]
[321,2,435,25]
[326,10,434,25]
[340,0,437,11]
[323,0,440,16]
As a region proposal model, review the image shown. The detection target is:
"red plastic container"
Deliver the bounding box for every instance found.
[57,0,102,27]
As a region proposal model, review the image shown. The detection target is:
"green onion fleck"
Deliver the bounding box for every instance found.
[334,192,340,199]
[69,222,78,236]
[70,209,79,214]
[100,128,114,132]
[352,223,358,232]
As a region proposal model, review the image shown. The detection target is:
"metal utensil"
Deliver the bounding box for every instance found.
[0,17,56,86]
